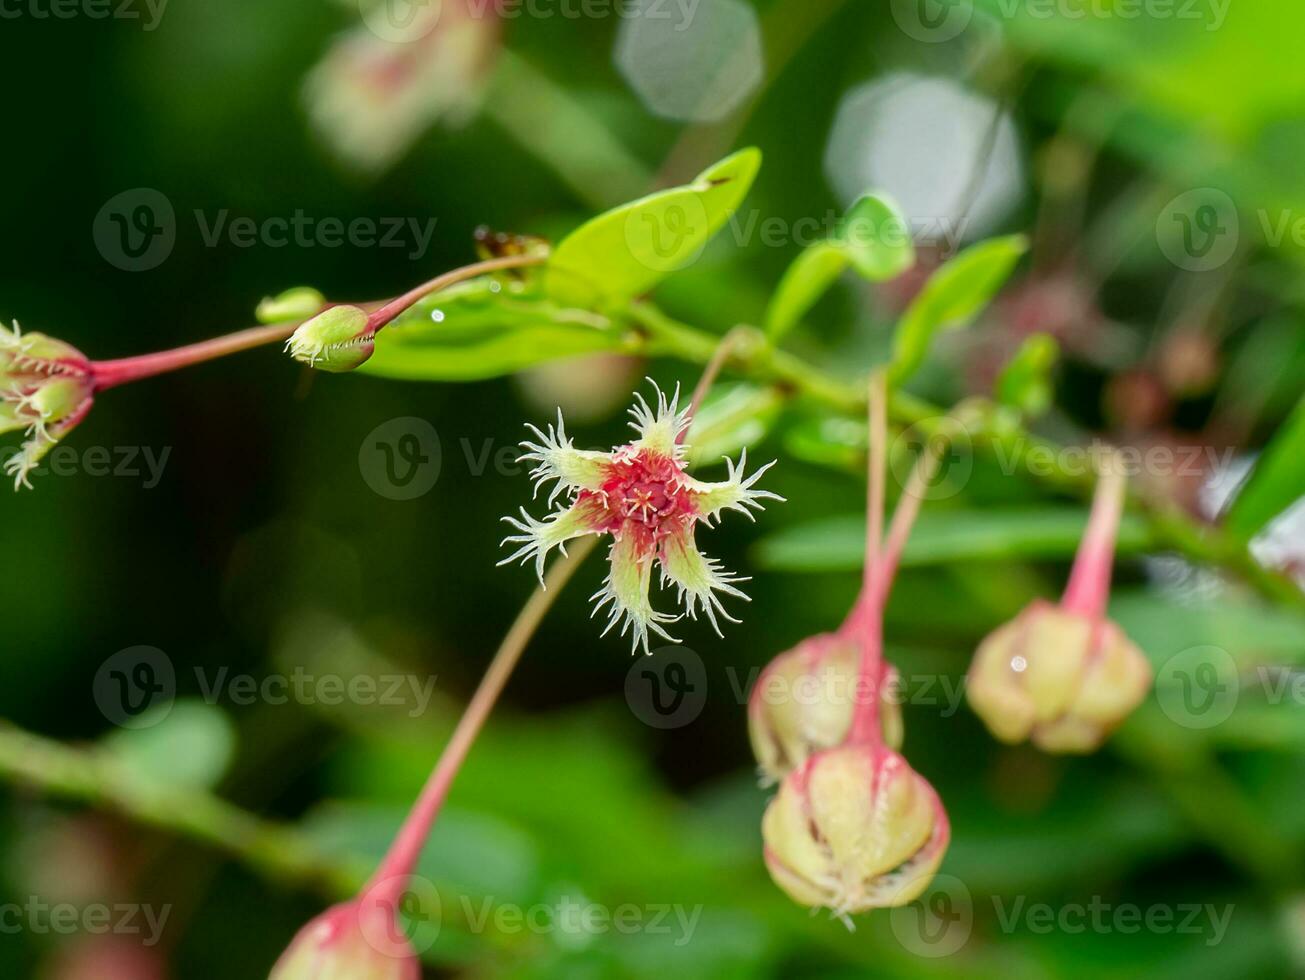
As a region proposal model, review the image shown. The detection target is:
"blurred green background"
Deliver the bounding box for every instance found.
[2,0,1304,977]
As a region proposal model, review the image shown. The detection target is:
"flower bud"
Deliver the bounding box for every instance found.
[966,600,1152,753]
[258,287,326,324]
[762,744,949,916]
[286,306,375,373]
[270,901,420,980]
[1,322,94,489]
[748,633,902,784]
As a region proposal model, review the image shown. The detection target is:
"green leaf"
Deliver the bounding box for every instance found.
[684,384,783,468]
[754,507,1154,572]
[889,234,1028,384]
[764,193,914,341]
[1225,395,1305,540]
[838,193,916,280]
[546,148,762,309]
[361,284,625,381]
[996,332,1060,416]
[99,700,236,791]
[764,244,847,341]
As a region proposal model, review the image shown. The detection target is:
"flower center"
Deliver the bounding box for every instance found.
[596,450,695,542]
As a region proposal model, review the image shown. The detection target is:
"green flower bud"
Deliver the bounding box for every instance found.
[258,287,327,324]
[762,744,949,918]
[285,306,375,373]
[1,321,94,489]
[748,633,902,785]
[966,600,1152,753]
[270,901,419,980]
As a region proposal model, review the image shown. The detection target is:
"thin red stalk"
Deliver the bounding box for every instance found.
[847,372,887,745]
[878,439,943,603]
[677,328,743,446]
[1061,452,1126,620]
[91,321,302,391]
[365,537,595,907]
[365,253,547,333]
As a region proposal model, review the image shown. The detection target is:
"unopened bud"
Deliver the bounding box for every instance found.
[762,744,949,917]
[286,306,375,373]
[258,287,327,324]
[748,633,902,784]
[966,600,1152,753]
[270,901,419,980]
[1,321,94,489]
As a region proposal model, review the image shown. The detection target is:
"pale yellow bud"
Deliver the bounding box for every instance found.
[748,633,902,784]
[762,744,949,917]
[966,600,1152,753]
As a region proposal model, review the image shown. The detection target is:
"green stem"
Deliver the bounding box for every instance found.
[626,304,1305,610]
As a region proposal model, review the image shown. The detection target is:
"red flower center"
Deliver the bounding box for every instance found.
[580,450,697,550]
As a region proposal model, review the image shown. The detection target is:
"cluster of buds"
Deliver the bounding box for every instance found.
[748,631,902,784]
[755,377,950,921]
[0,322,95,489]
[967,457,1152,752]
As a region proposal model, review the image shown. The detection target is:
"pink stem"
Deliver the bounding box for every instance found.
[365,253,547,334]
[1061,453,1126,620]
[365,537,595,907]
[91,321,302,391]
[847,372,887,745]
[677,328,743,447]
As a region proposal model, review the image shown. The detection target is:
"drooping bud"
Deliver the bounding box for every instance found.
[269,899,420,980]
[966,599,1151,752]
[258,287,327,324]
[1,321,95,489]
[285,306,375,373]
[762,744,949,918]
[748,633,902,784]
[966,454,1152,752]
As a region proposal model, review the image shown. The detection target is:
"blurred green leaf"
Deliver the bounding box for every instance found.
[1225,395,1305,540]
[764,193,914,342]
[100,700,236,791]
[755,508,1154,572]
[546,148,762,309]
[996,334,1060,417]
[685,385,784,469]
[890,235,1028,385]
[362,284,625,381]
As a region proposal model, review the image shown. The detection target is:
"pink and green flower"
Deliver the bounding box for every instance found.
[500,383,781,653]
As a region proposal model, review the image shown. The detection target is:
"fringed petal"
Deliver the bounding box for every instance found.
[659,527,749,637]
[592,529,678,655]
[686,449,783,524]
[498,496,607,584]
[627,380,690,458]
[518,409,613,505]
